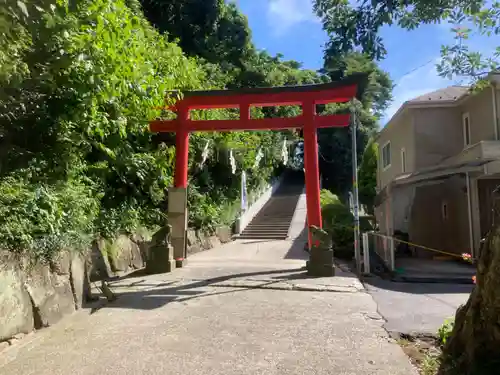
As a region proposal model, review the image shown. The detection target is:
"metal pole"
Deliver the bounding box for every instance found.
[351,103,362,277]
[466,172,475,258]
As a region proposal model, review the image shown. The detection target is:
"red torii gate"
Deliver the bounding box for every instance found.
[150,73,366,259]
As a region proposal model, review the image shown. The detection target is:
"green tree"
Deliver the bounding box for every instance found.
[317,53,391,196]
[313,0,485,60]
[358,138,378,214]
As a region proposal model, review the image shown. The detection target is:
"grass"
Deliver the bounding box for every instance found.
[397,334,441,375]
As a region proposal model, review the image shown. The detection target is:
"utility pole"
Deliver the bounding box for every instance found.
[351,103,362,277]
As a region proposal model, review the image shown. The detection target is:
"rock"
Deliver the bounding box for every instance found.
[208,236,221,249]
[49,251,71,275]
[200,234,213,250]
[0,251,34,341]
[131,231,151,263]
[24,263,75,328]
[0,341,10,351]
[70,252,88,309]
[106,236,130,272]
[187,244,203,255]
[186,230,198,246]
[89,239,113,281]
[216,226,232,243]
[129,240,144,269]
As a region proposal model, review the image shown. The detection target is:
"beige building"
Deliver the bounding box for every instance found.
[375,73,500,259]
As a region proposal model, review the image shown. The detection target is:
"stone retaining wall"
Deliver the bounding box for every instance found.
[0,226,232,349]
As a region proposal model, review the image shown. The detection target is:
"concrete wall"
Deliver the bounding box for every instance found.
[409,176,470,257]
[377,111,415,189]
[413,107,463,169]
[460,88,496,144]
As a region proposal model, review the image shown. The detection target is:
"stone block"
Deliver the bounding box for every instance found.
[49,251,71,275]
[89,239,113,281]
[209,236,221,248]
[168,188,187,214]
[110,235,134,272]
[306,261,336,277]
[24,263,75,328]
[216,226,232,243]
[0,251,34,342]
[70,253,89,310]
[129,241,144,270]
[145,244,176,275]
[187,244,203,255]
[176,258,188,268]
[186,229,198,246]
[171,237,186,260]
[309,249,334,265]
[169,213,187,239]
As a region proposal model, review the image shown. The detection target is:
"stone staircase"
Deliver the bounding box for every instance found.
[238,171,304,240]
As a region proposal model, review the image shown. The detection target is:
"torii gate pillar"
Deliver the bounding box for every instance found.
[302,101,322,247]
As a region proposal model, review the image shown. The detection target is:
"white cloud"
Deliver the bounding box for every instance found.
[266,0,319,36]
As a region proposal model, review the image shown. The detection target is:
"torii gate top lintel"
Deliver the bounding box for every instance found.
[162,72,366,108]
[149,73,367,250]
[150,73,367,133]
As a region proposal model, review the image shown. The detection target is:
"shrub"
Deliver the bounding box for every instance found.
[0,177,99,261]
[320,189,354,248]
[438,318,454,346]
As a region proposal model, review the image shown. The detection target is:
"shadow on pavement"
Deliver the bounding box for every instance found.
[90,267,309,312]
[364,277,474,295]
[284,227,308,260]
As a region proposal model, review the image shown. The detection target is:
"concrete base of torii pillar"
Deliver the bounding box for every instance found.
[168,187,188,268]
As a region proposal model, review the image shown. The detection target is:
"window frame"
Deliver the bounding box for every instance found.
[442,201,448,221]
[401,147,406,173]
[463,112,471,147]
[381,141,391,171]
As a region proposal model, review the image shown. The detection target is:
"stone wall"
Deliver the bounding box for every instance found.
[0,226,232,349]
[0,250,89,346]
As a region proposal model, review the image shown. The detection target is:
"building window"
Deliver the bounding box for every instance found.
[463,113,471,147]
[381,142,391,170]
[401,148,406,173]
[442,202,448,221]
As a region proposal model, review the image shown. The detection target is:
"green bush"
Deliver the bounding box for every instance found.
[0,0,296,261]
[320,189,354,248]
[0,177,99,261]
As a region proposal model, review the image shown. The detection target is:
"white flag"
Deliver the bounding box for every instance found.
[229,149,237,174]
[241,171,248,212]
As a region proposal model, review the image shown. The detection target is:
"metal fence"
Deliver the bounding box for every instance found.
[361,231,395,274]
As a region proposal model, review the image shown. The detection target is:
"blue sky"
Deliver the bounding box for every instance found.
[234,0,498,125]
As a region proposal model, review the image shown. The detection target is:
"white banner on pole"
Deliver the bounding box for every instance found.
[281,138,288,165]
[241,170,248,212]
[229,149,237,174]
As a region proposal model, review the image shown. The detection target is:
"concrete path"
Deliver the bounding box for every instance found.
[365,278,472,336]
[0,236,417,375]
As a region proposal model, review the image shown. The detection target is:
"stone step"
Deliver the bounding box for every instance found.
[238,234,288,240]
[242,229,290,234]
[247,223,292,227]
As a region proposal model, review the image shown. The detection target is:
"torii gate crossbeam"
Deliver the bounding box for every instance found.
[150,73,366,265]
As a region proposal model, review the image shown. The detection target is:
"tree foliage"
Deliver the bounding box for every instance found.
[0,0,292,260]
[317,53,391,196]
[358,138,378,214]
[313,0,499,84]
